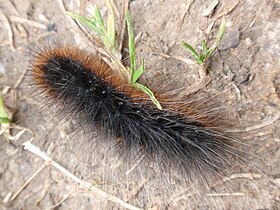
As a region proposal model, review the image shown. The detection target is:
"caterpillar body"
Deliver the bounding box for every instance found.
[30,46,245,188]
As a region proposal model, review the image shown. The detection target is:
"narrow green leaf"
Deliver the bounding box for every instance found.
[182,42,201,63]
[106,0,116,49]
[202,40,207,55]
[92,5,106,32]
[68,7,161,110]
[67,12,104,37]
[181,18,226,65]
[132,58,144,83]
[0,117,10,124]
[197,55,204,64]
[0,92,10,124]
[206,48,215,58]
[216,18,226,43]
[206,18,226,59]
[125,10,137,80]
[132,82,162,110]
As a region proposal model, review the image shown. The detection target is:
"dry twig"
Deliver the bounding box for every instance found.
[216,0,240,19]
[160,53,195,65]
[229,113,280,132]
[206,192,245,197]
[10,164,48,202]
[117,0,129,53]
[0,10,15,51]
[23,141,143,210]
[9,16,47,29]
[13,68,29,89]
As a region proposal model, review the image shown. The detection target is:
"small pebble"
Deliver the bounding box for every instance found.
[218,29,240,50]
[245,37,254,46]
[273,75,280,97]
[0,63,6,74]
[47,23,56,32]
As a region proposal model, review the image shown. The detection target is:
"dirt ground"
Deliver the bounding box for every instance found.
[0,0,280,209]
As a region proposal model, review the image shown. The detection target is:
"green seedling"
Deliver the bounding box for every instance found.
[0,92,29,141]
[67,0,120,59]
[125,10,162,110]
[0,92,10,125]
[67,1,162,109]
[182,18,226,65]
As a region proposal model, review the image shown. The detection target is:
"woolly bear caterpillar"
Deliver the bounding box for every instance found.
[29,45,248,190]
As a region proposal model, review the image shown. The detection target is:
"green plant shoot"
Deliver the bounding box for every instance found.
[0,92,10,124]
[67,1,162,110]
[67,0,120,59]
[182,18,226,65]
[125,10,162,110]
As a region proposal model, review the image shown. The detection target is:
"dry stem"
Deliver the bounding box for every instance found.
[23,141,143,210]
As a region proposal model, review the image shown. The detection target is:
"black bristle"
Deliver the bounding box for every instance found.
[32,50,241,184]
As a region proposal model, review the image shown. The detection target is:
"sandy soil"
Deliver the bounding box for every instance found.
[0,0,279,209]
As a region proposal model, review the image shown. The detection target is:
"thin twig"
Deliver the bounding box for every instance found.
[180,75,211,97]
[8,128,26,141]
[232,83,241,100]
[202,0,219,17]
[216,0,240,19]
[177,0,194,30]
[56,0,109,59]
[125,179,147,202]
[0,11,15,51]
[110,0,120,19]
[10,164,48,201]
[125,154,145,175]
[6,1,20,15]
[47,193,71,210]
[167,190,195,205]
[9,16,47,29]
[23,141,143,210]
[160,53,195,65]
[168,172,262,205]
[117,0,129,53]
[13,68,29,89]
[0,124,34,141]
[34,177,52,206]
[206,192,245,197]
[229,113,280,132]
[222,173,262,182]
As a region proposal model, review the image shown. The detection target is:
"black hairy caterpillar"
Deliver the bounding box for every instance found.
[30,45,248,188]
